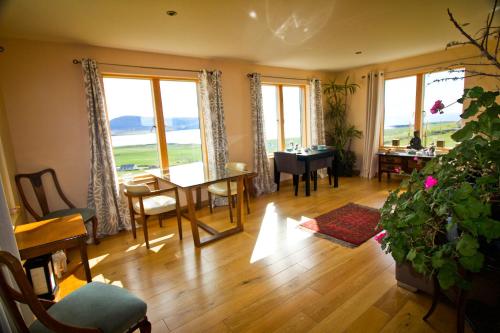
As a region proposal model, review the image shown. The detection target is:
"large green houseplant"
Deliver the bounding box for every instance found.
[379,86,500,289]
[323,78,362,176]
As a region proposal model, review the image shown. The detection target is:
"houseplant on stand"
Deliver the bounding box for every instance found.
[323,77,362,176]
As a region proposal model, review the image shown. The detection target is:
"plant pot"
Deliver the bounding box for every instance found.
[395,262,435,295]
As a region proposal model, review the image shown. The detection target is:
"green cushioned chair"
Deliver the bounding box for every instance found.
[15,168,100,244]
[0,251,151,333]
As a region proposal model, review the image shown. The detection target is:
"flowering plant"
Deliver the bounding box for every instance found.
[430,100,445,114]
[379,86,500,290]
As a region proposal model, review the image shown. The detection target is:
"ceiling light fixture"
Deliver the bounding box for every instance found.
[355,51,362,54]
[166,10,178,16]
[249,10,257,19]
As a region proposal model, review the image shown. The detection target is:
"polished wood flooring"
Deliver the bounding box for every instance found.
[61,176,465,333]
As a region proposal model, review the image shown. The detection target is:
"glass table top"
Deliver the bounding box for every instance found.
[148,162,250,188]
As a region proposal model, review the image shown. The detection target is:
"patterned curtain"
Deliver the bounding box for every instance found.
[82,59,130,236]
[309,78,327,178]
[248,73,276,196]
[361,71,385,178]
[199,70,229,205]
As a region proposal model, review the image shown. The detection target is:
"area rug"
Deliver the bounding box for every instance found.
[300,203,381,247]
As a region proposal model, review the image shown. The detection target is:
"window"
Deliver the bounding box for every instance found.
[261,84,305,153]
[103,76,203,177]
[382,69,465,148]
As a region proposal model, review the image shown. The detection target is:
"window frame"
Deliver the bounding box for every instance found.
[380,67,464,149]
[261,82,308,155]
[102,73,207,178]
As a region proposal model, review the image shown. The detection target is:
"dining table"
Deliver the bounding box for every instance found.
[148,162,253,247]
[275,147,339,196]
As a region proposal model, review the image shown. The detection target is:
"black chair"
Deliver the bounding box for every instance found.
[273,152,306,196]
[309,157,333,191]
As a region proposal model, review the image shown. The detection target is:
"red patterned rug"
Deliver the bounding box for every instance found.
[300,203,381,247]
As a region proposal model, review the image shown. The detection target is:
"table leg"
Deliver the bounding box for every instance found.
[79,239,92,283]
[184,187,201,247]
[305,160,311,196]
[236,176,245,229]
[195,186,202,210]
[333,152,339,188]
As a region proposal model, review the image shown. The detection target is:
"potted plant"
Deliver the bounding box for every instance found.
[323,77,362,176]
[379,86,500,291]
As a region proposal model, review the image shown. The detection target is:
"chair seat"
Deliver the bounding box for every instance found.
[43,208,95,223]
[207,181,238,197]
[133,195,176,215]
[29,282,147,333]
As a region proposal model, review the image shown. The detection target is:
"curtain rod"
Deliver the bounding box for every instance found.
[247,73,311,81]
[72,59,203,73]
[361,55,481,78]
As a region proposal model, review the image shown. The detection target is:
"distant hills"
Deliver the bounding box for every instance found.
[110,116,199,134]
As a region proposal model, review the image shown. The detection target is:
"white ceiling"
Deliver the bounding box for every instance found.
[0,0,494,71]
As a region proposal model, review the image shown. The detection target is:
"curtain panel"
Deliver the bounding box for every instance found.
[248,73,276,196]
[309,78,327,178]
[199,70,229,206]
[82,59,130,236]
[361,71,385,179]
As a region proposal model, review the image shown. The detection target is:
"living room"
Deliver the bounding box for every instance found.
[0,1,499,332]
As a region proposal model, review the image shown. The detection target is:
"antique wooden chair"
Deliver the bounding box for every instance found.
[0,250,151,333]
[124,178,182,249]
[207,162,251,223]
[15,168,99,244]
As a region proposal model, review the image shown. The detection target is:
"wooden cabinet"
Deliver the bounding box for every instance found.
[377,152,435,181]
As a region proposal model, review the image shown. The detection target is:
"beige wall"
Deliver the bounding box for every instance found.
[331,45,500,170]
[0,38,328,211]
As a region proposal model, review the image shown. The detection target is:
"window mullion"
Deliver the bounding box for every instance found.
[278,85,285,150]
[415,74,424,138]
[152,78,169,169]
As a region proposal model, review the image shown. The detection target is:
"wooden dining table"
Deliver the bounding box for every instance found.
[14,214,92,282]
[148,162,253,247]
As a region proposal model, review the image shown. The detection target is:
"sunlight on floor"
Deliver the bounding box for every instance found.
[250,202,312,263]
[92,273,123,287]
[89,253,109,269]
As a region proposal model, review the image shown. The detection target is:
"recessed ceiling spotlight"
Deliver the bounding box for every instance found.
[166,10,178,16]
[355,51,362,54]
[249,10,257,19]
[303,27,309,32]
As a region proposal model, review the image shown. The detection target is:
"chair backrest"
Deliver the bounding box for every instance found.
[124,183,151,195]
[15,168,75,221]
[273,152,305,175]
[225,162,248,172]
[0,251,99,333]
[309,157,334,171]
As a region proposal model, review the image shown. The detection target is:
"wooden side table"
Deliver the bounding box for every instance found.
[14,214,92,282]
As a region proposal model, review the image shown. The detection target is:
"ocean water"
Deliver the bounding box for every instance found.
[111,129,201,147]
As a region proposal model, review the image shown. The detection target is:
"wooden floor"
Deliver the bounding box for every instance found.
[61,176,465,333]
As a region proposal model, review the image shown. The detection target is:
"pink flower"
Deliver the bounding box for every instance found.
[374,231,387,244]
[424,175,438,190]
[430,100,445,114]
[393,167,401,173]
[413,156,419,161]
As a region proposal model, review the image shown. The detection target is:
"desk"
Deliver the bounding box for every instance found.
[15,214,92,283]
[149,163,251,247]
[275,148,339,196]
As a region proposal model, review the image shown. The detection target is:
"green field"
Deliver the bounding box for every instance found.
[114,143,202,176]
[384,121,460,148]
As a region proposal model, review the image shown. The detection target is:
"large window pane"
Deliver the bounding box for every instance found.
[384,76,417,147]
[159,80,202,166]
[103,77,159,176]
[282,86,303,148]
[423,69,464,147]
[262,85,279,153]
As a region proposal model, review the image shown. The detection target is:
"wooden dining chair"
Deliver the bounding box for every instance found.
[273,152,306,196]
[0,250,151,333]
[124,178,182,249]
[15,168,100,244]
[309,157,333,191]
[207,162,251,223]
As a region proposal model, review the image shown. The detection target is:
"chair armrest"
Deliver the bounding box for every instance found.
[39,298,56,309]
[142,188,177,198]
